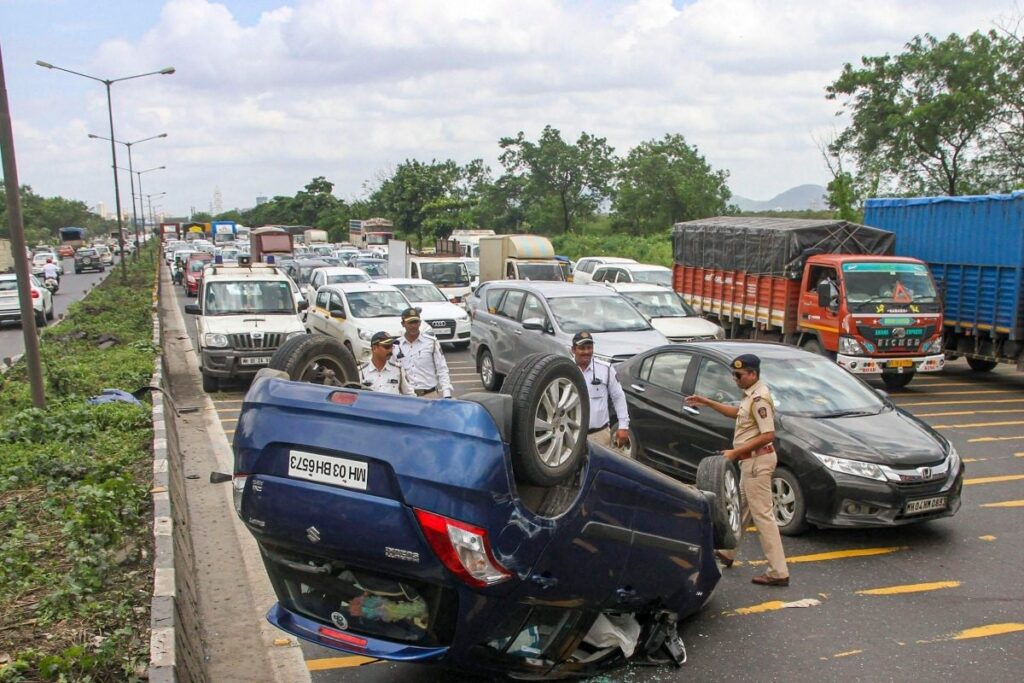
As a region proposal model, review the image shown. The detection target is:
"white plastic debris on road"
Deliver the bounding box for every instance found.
[583,613,642,658]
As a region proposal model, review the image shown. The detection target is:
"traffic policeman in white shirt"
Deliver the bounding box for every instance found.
[571,331,630,450]
[359,332,414,395]
[392,308,454,398]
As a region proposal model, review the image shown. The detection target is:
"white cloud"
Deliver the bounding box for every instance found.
[11,0,1015,215]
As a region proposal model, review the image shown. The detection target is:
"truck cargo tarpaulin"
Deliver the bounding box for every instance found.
[672,217,895,278]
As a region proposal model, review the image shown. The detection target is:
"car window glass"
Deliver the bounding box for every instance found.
[497,290,525,319]
[329,292,344,313]
[592,268,606,282]
[484,287,504,312]
[316,290,329,308]
[639,356,654,381]
[520,294,547,324]
[647,353,693,393]
[695,360,742,405]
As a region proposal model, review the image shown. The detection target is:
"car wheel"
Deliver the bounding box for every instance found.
[35,309,46,328]
[802,339,825,356]
[75,268,82,274]
[46,302,54,320]
[881,373,914,390]
[696,455,742,549]
[502,354,589,487]
[771,467,809,536]
[201,372,219,393]
[269,334,359,386]
[966,357,997,372]
[479,348,504,391]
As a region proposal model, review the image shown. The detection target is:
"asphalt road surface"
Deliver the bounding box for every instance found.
[0,255,118,364]
[172,282,1024,682]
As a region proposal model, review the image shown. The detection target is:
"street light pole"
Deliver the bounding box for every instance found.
[36,60,174,283]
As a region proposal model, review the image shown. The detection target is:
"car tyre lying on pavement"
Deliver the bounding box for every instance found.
[269,333,359,387]
[501,353,589,487]
[771,466,809,536]
[696,455,741,550]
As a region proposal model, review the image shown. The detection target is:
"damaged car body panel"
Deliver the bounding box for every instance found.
[234,375,721,677]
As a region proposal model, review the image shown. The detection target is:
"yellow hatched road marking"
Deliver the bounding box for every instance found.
[908,381,1004,388]
[970,435,1024,443]
[831,649,864,658]
[219,416,239,424]
[893,389,1016,398]
[732,600,787,615]
[964,474,1024,486]
[916,409,1024,418]
[306,656,378,670]
[213,398,245,404]
[900,398,1024,407]
[857,581,960,596]
[979,535,997,541]
[931,420,1024,429]
[746,546,906,566]
[950,623,1024,641]
[963,458,987,463]
[980,500,1024,508]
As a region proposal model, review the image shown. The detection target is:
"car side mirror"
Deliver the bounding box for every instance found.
[816,280,839,312]
[522,317,544,331]
[330,309,346,319]
[297,300,309,311]
[184,304,201,315]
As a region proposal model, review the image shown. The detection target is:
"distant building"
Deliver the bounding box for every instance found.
[93,202,107,219]
[213,186,224,215]
[256,195,268,206]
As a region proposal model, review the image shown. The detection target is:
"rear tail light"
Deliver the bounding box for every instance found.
[319,626,367,648]
[232,474,248,515]
[31,289,39,299]
[414,509,511,587]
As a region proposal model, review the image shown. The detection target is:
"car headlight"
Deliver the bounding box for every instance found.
[204,333,229,348]
[813,452,886,482]
[946,443,960,472]
[455,311,469,321]
[838,336,865,355]
[358,328,374,341]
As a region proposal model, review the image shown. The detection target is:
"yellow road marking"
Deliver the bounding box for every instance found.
[746,546,906,566]
[951,623,1024,641]
[856,581,960,596]
[732,600,787,615]
[893,389,1015,398]
[969,435,1024,443]
[831,649,863,658]
[979,535,997,541]
[899,398,1024,407]
[916,409,1024,418]
[1016,452,1024,457]
[213,398,245,404]
[931,420,1024,430]
[219,417,239,424]
[224,429,235,437]
[980,500,1024,508]
[963,457,987,463]
[306,656,378,670]
[964,474,1024,486]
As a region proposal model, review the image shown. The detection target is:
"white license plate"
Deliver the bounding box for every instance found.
[288,449,368,490]
[240,356,271,366]
[905,496,947,515]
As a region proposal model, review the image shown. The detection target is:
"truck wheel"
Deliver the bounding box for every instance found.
[802,339,825,356]
[772,467,809,536]
[881,373,914,390]
[695,456,741,550]
[269,334,358,386]
[201,372,219,393]
[966,357,997,372]
[479,348,504,391]
[502,354,589,487]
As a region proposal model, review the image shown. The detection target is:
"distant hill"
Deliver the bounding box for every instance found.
[732,184,828,212]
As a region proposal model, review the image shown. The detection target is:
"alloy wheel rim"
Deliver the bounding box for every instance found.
[481,355,493,385]
[772,477,796,524]
[532,377,582,468]
[725,469,741,533]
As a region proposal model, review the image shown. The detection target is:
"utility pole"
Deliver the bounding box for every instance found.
[0,42,45,407]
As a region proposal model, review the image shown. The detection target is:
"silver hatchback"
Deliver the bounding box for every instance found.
[470,281,668,390]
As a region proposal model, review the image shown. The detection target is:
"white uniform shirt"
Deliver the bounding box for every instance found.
[580,359,630,431]
[359,360,415,395]
[391,334,453,397]
[42,263,60,279]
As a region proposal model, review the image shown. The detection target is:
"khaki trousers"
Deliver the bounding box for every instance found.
[719,452,789,579]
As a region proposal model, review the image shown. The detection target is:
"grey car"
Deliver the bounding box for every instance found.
[470,281,669,390]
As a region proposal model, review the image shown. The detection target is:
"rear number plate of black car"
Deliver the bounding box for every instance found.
[905,496,946,515]
[288,449,368,490]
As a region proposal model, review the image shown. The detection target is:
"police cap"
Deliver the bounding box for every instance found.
[371,331,396,346]
[401,307,422,323]
[731,354,760,371]
[572,331,595,347]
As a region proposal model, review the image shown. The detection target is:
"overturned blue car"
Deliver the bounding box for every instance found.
[232,336,733,678]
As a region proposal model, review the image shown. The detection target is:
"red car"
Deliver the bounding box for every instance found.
[58,245,75,258]
[184,252,213,297]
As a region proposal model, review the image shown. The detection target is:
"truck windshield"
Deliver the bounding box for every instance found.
[517,263,565,281]
[842,263,937,309]
[418,262,470,287]
[622,290,695,318]
[548,295,652,333]
[347,291,408,318]
[355,260,387,278]
[394,284,447,303]
[204,281,295,315]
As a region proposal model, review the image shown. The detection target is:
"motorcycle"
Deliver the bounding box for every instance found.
[43,276,60,295]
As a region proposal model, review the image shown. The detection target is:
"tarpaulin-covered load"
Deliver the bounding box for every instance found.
[672,217,895,279]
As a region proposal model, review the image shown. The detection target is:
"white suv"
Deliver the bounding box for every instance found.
[185,263,308,392]
[572,256,637,285]
[591,262,672,287]
[306,282,410,362]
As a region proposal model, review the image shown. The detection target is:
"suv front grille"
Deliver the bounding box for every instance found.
[229,332,284,350]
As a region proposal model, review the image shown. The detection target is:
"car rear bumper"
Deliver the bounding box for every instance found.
[201,348,278,378]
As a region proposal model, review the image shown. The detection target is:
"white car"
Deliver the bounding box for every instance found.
[599,282,724,342]
[31,252,64,277]
[591,262,672,288]
[408,257,472,307]
[93,244,114,265]
[573,256,637,285]
[308,266,372,294]
[0,273,54,327]
[306,282,410,362]
[378,278,471,349]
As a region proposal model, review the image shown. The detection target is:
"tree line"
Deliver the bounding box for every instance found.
[0,182,119,246]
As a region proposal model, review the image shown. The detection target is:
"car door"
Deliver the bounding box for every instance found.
[491,289,526,374]
[516,293,556,358]
[307,289,330,334]
[678,357,744,470]
[623,351,698,476]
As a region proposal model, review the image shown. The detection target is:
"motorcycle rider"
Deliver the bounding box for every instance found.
[42,258,61,288]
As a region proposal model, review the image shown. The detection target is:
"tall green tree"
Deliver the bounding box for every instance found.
[371,160,462,248]
[498,126,616,234]
[1,182,115,244]
[612,134,732,235]
[827,31,1005,196]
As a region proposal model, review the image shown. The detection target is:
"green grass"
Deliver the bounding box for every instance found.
[0,250,158,682]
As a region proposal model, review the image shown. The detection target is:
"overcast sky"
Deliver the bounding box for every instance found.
[0,0,1018,218]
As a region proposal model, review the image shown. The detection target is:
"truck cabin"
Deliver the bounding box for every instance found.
[511,260,565,281]
[804,257,939,315]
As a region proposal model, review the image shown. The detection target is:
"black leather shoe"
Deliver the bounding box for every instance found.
[714,551,734,568]
[751,573,789,587]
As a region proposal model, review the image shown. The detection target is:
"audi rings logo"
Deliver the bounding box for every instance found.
[430,320,446,328]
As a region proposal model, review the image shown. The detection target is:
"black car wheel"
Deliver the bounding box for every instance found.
[502,354,588,487]
[269,334,359,387]
[881,373,914,390]
[966,357,997,372]
[479,348,504,391]
[201,371,219,393]
[771,467,809,535]
[35,309,46,327]
[695,455,741,549]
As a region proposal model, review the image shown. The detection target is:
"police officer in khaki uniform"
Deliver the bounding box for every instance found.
[685,353,790,586]
[359,332,414,395]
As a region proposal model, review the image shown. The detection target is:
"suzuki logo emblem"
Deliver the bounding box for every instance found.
[306,526,321,543]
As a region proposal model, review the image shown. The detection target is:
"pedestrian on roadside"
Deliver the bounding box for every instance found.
[685,353,790,586]
[571,331,630,451]
[392,307,453,398]
[359,332,414,395]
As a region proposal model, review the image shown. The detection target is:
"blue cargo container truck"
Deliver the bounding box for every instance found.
[864,192,1024,372]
